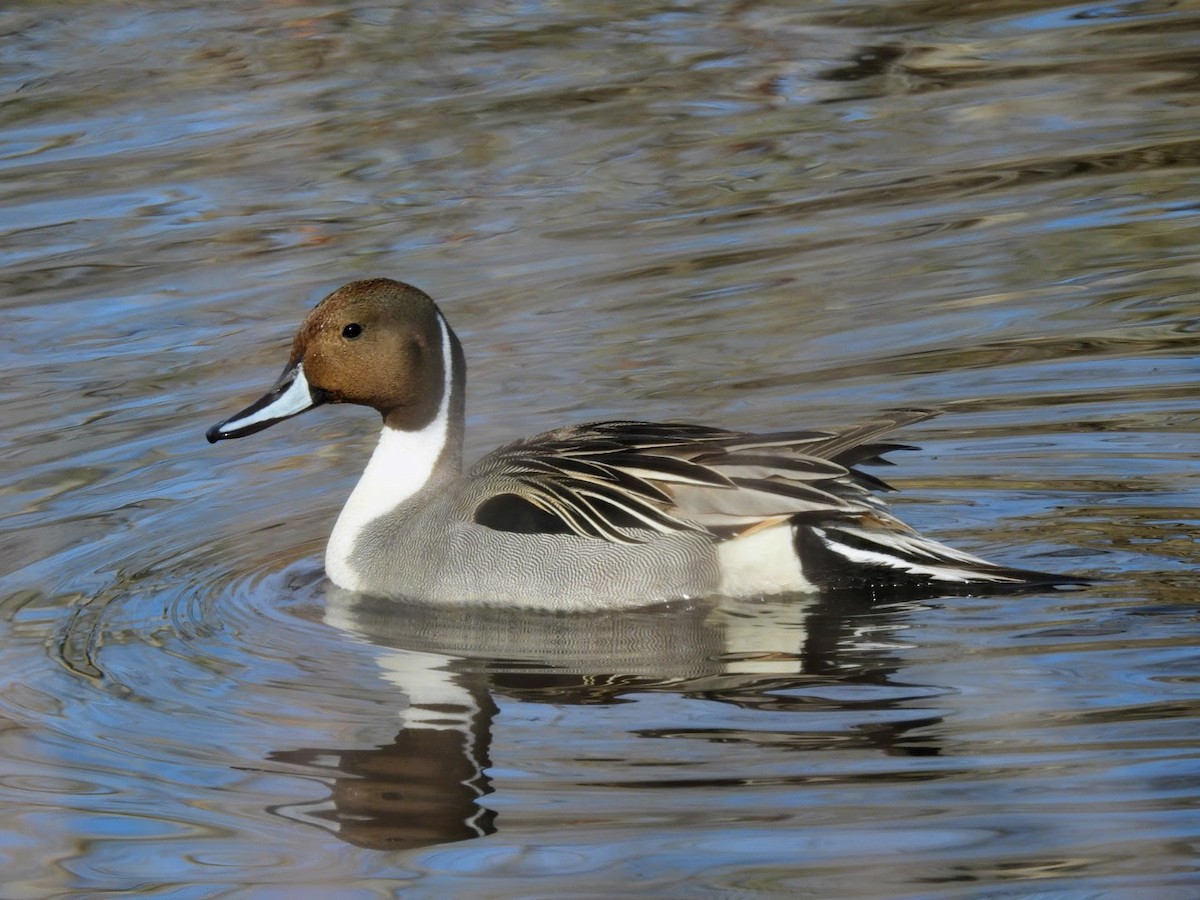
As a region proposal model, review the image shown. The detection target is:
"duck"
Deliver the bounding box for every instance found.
[207,278,1079,609]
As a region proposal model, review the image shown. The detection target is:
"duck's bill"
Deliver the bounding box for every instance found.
[206,362,322,443]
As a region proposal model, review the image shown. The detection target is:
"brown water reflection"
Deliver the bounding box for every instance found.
[0,0,1198,895]
[277,587,935,852]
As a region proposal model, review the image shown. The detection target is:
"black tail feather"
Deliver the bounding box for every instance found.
[794,522,1090,595]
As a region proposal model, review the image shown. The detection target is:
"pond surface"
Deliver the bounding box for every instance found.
[2,0,1199,895]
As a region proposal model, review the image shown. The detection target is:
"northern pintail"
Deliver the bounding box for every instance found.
[207,278,1077,608]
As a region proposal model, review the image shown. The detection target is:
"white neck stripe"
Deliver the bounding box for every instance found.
[325,313,455,590]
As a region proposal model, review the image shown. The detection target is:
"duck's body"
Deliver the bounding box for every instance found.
[208,278,1077,609]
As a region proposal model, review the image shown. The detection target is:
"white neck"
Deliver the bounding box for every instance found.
[325,313,454,591]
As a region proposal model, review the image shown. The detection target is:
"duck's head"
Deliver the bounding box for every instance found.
[206,278,455,443]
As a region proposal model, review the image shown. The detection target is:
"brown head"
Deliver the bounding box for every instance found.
[207,278,462,442]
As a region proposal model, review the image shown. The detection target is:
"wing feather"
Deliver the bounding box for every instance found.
[467,413,932,544]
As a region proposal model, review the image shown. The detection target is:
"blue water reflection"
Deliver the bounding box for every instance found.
[1,0,1198,894]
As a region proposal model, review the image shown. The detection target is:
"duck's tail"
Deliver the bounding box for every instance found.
[794,512,1088,593]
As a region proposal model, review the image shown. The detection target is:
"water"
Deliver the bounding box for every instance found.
[2,0,1198,894]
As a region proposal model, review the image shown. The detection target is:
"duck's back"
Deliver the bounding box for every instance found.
[344,480,721,608]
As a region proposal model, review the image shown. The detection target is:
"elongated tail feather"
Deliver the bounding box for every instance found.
[795,518,1089,592]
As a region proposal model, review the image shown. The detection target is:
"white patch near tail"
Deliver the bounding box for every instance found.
[717,523,817,595]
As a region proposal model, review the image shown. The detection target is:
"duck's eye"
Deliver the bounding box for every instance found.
[342,323,363,339]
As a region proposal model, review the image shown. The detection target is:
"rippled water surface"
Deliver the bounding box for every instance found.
[2,0,1199,895]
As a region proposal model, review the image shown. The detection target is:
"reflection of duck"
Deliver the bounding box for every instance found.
[208,279,1080,608]
[267,643,498,852]
[265,588,943,850]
